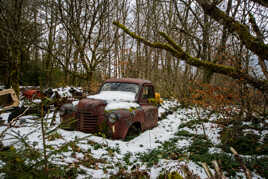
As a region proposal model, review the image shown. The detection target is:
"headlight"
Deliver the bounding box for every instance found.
[59,106,66,116]
[108,113,118,123]
[59,103,74,116]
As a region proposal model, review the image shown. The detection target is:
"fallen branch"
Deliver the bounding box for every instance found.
[230,147,252,179]
[212,160,226,179]
[201,162,213,178]
[0,106,30,139]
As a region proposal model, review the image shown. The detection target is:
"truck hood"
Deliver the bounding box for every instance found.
[87,91,140,111]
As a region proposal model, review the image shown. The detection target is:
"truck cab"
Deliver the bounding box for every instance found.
[60,78,161,140]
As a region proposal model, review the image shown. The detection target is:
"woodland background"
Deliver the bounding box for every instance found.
[0,0,268,178]
[0,0,267,97]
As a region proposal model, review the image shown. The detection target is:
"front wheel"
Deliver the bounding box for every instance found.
[124,123,141,141]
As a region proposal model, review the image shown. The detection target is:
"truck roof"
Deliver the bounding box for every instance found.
[104,78,152,85]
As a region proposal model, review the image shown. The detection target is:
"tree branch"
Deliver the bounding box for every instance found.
[113,21,268,93]
[195,0,268,60]
[249,13,268,79]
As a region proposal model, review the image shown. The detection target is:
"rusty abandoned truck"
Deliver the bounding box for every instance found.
[60,78,162,140]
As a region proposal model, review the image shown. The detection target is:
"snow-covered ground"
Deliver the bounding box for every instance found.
[0,88,266,178]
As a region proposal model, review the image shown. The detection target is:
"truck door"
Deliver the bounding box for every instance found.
[140,84,158,129]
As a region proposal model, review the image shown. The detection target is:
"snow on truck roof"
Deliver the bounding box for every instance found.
[104,78,152,85]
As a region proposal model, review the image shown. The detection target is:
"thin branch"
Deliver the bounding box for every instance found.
[0,106,30,139]
[230,147,252,179]
[113,21,268,93]
[195,0,268,60]
[249,13,268,79]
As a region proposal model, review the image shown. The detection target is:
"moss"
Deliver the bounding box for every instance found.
[60,117,77,130]
[96,119,112,138]
[198,1,268,59]
[158,171,184,179]
[113,21,268,92]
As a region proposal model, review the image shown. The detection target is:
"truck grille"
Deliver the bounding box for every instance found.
[77,112,98,132]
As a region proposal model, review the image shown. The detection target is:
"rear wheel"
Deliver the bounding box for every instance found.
[125,123,141,141]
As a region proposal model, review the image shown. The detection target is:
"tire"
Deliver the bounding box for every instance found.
[125,123,141,141]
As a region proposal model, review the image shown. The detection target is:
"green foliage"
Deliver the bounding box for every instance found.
[157,171,184,179]
[18,60,68,87]
[60,117,77,130]
[137,137,184,167]
[0,146,79,179]
[175,130,195,137]
[190,152,240,177]
[220,126,264,155]
[158,105,180,121]
[178,118,209,129]
[188,137,212,155]
[20,61,43,86]
[96,119,112,138]
[47,132,63,141]
[247,156,268,178]
[110,169,150,179]
[123,152,133,165]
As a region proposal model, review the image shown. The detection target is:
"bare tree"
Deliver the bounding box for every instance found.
[0,0,42,94]
[54,0,113,88]
[113,0,268,93]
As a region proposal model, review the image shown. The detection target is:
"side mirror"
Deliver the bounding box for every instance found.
[155,92,163,105]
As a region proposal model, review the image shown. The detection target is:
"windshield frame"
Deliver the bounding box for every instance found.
[99,82,141,96]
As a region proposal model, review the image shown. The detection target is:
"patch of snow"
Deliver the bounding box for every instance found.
[0,96,265,179]
[88,91,136,102]
[181,122,221,146]
[149,160,208,179]
[175,139,192,149]
[52,87,82,98]
[261,130,268,142]
[236,171,263,179]
[105,102,140,111]
[72,100,79,106]
[19,115,39,120]
[0,160,5,168]
[32,99,42,104]
[0,112,10,121]
[243,129,260,135]
[77,166,104,179]
[209,147,223,154]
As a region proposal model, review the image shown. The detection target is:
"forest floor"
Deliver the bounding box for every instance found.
[0,87,267,178]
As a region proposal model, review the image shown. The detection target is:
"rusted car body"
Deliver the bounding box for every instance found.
[60,78,160,139]
[22,89,41,99]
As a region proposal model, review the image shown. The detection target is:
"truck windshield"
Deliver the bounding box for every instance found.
[100,83,139,94]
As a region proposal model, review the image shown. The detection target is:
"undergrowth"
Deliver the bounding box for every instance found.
[0,146,82,179]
